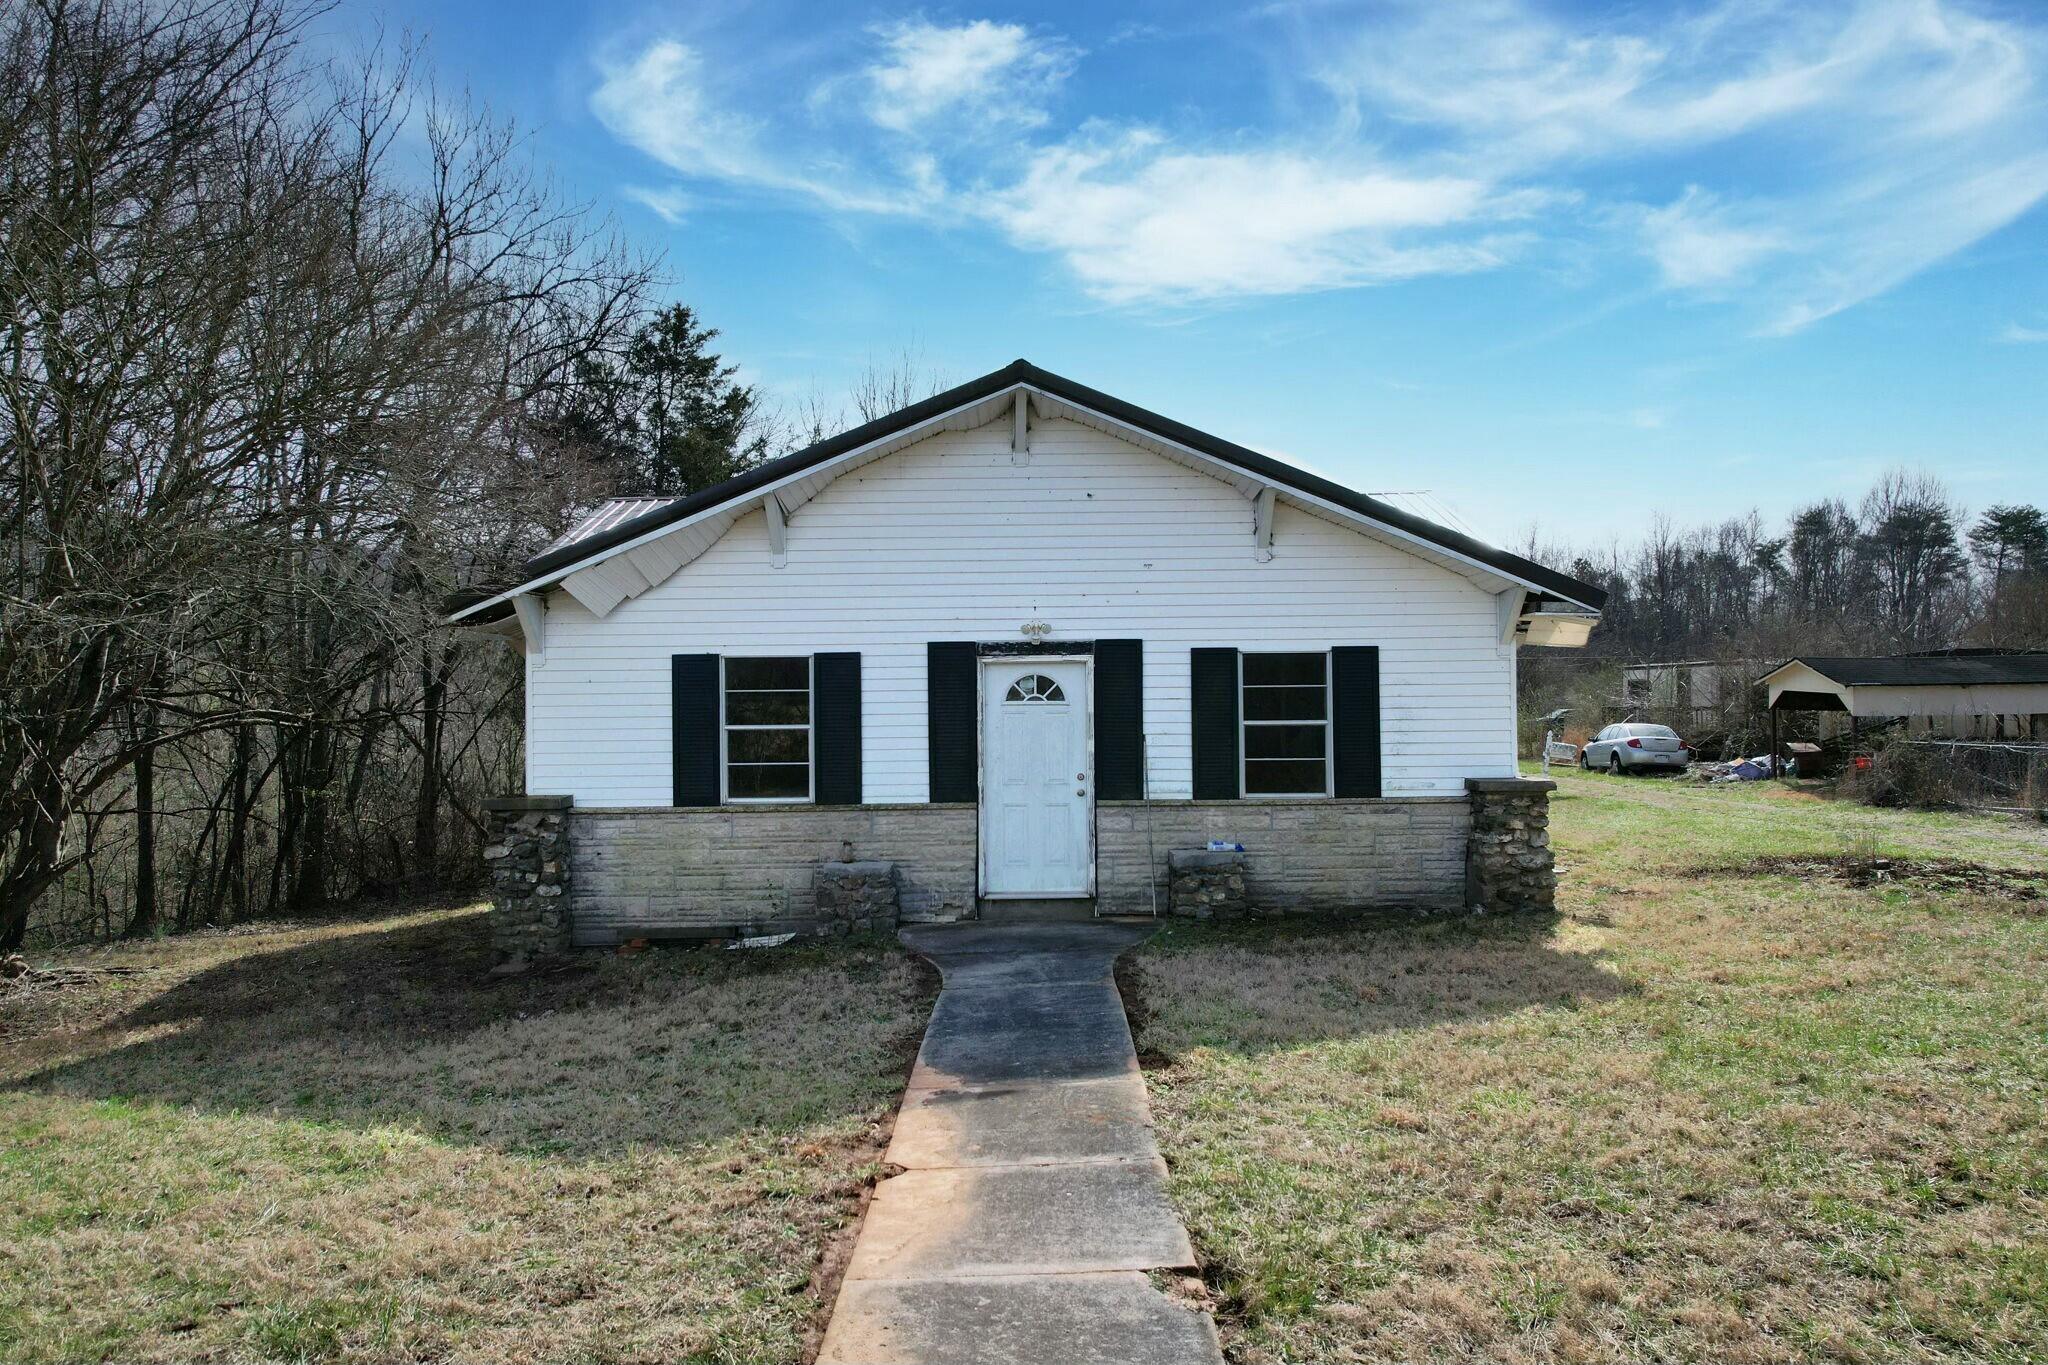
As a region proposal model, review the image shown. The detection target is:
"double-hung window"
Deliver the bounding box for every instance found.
[1241,651,1330,796]
[722,657,812,801]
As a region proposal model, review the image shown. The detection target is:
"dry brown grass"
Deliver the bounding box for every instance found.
[1130,771,2048,1364]
[0,903,935,1363]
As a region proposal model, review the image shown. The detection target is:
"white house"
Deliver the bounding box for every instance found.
[450,361,1604,954]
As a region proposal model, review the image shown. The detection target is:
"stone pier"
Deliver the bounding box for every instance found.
[814,860,902,935]
[1463,778,1556,912]
[481,795,573,971]
[1165,848,1250,918]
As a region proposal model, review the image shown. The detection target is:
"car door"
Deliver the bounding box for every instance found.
[1587,725,1614,764]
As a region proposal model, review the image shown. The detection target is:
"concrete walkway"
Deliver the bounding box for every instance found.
[818,923,1224,1365]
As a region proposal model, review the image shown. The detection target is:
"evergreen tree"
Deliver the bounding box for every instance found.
[1968,505,2048,579]
[1968,504,2048,641]
[553,304,770,497]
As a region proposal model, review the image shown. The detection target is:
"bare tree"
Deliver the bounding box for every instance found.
[0,0,648,948]
[1861,469,1968,649]
[849,345,950,424]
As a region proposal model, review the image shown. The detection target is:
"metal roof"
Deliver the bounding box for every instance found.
[485,360,1608,612]
[1762,654,2048,688]
[543,497,682,554]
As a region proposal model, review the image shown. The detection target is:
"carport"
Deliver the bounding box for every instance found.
[1758,652,2048,763]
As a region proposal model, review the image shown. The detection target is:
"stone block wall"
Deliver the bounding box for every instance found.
[481,796,573,969]
[566,804,976,944]
[1464,778,1556,912]
[1096,798,1471,916]
[504,786,1545,949]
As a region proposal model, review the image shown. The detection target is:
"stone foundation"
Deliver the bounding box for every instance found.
[1096,798,1470,916]
[1166,849,1249,918]
[567,804,976,944]
[815,860,901,935]
[1464,778,1556,912]
[511,785,1553,948]
[481,796,573,970]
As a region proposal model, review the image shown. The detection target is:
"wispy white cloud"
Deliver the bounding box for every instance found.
[2002,320,2048,342]
[590,38,926,215]
[584,2,2048,323]
[1759,148,2048,334]
[1636,188,1787,289]
[1320,0,2048,331]
[621,184,691,225]
[591,41,757,185]
[986,130,1532,302]
[864,19,1072,134]
[1323,0,2028,160]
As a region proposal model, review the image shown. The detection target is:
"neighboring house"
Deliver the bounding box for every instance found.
[1760,652,2048,741]
[1615,658,1771,756]
[449,361,1604,954]
[1622,659,1759,729]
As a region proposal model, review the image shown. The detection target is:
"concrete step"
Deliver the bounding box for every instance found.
[977,896,1098,923]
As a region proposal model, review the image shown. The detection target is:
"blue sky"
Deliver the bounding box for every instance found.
[347,0,2046,547]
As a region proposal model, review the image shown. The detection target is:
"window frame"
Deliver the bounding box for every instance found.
[719,653,815,804]
[1237,649,1334,799]
[1004,672,1067,703]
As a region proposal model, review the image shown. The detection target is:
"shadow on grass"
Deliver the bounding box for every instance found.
[1120,910,1633,1059]
[7,907,934,1161]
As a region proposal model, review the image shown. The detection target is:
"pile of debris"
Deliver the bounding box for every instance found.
[1743,855,2047,907]
[0,953,152,995]
[1687,753,1782,783]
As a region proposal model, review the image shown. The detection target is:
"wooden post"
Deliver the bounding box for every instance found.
[1770,704,1779,778]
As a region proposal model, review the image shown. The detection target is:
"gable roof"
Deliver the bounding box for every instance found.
[1759,653,2048,688]
[450,359,1607,621]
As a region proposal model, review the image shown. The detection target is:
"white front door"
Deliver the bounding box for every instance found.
[980,659,1093,897]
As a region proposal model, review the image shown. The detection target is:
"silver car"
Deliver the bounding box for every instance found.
[1580,723,1690,774]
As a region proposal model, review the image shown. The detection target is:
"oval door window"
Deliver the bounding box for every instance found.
[1004,673,1066,703]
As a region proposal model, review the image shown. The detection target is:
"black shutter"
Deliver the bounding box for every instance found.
[1094,640,1144,799]
[1332,645,1383,798]
[1190,647,1240,800]
[927,641,978,803]
[672,653,720,807]
[813,652,862,805]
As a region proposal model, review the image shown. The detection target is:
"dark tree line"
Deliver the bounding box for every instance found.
[1528,470,2048,664]
[0,0,788,951]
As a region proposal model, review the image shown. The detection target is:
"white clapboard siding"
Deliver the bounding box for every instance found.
[528,416,1516,802]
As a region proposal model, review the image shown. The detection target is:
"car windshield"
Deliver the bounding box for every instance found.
[1628,725,1679,738]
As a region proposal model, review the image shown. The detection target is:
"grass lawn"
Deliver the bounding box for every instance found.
[1128,770,2048,1364]
[0,905,934,1364]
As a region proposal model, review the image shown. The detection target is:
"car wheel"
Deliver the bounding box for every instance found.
[1608,752,1624,775]
[1579,749,1592,770]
